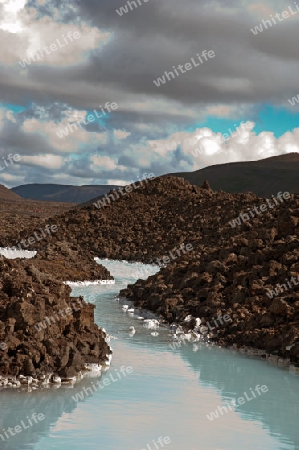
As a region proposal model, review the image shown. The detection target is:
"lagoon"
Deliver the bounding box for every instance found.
[0,259,298,450]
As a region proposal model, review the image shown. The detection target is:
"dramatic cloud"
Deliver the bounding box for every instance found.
[137,121,299,170]
[0,0,298,187]
[0,0,110,66]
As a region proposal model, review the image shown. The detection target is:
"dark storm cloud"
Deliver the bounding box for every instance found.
[1,125,54,155]
[1,0,299,187]
[2,0,299,118]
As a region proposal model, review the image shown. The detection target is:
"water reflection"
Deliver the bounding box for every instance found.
[178,343,299,448]
[0,259,298,450]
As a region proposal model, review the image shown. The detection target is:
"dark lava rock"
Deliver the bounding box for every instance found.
[0,257,111,377]
[1,175,299,367]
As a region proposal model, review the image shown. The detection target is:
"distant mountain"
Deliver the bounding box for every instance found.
[11,184,120,203]
[11,153,299,202]
[0,184,22,201]
[170,153,299,197]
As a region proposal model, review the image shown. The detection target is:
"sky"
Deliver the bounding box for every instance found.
[0,0,299,188]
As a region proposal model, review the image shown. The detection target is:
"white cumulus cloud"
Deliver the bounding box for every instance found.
[22,154,63,169]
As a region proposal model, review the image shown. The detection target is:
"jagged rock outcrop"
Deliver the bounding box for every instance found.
[0,257,111,378]
[117,181,299,364]
[34,242,113,281]
[6,176,288,262]
[1,175,299,367]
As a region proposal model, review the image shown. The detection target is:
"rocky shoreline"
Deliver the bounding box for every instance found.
[1,175,298,380]
[0,257,112,383]
[0,363,111,391]
[121,246,299,367]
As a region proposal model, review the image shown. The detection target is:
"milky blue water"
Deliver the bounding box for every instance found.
[1,259,299,450]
